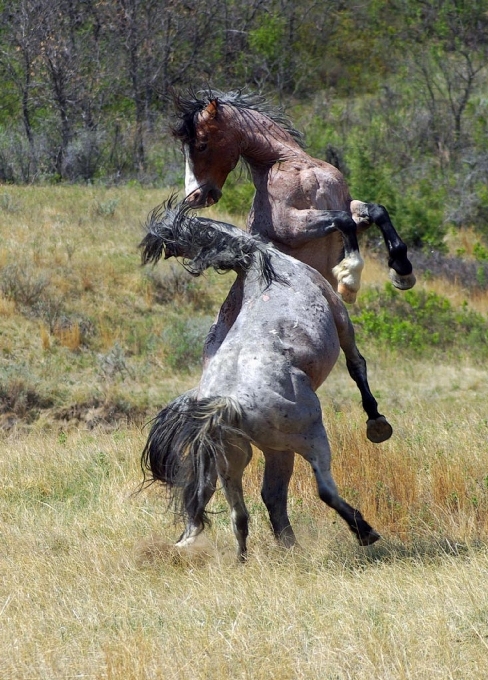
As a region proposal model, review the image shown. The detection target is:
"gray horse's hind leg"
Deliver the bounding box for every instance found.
[175,463,218,548]
[261,448,297,547]
[350,200,416,290]
[215,436,253,561]
[297,426,380,546]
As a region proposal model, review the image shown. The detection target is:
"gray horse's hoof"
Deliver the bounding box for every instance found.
[358,529,381,546]
[389,268,416,290]
[367,416,393,443]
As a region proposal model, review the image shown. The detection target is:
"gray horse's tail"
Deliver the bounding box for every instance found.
[139,197,286,288]
[141,391,243,527]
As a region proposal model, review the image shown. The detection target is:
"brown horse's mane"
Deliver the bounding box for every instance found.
[171,88,305,148]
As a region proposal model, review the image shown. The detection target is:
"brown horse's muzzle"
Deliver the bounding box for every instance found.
[185,185,222,208]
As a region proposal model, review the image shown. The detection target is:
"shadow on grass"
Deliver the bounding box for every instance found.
[322,533,486,573]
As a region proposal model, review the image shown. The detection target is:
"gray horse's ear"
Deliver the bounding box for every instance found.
[203,99,218,120]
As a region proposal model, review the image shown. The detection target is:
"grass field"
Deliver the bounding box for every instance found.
[1,187,488,678]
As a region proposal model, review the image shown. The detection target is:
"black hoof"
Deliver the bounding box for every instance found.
[367,416,393,443]
[389,268,416,290]
[358,529,381,546]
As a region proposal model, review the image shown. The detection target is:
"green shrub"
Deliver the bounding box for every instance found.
[216,172,255,216]
[351,283,488,355]
[162,315,214,371]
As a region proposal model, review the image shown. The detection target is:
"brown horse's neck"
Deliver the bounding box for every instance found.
[225,105,302,168]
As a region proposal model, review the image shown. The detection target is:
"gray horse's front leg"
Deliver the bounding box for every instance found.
[297,425,380,546]
[350,200,416,291]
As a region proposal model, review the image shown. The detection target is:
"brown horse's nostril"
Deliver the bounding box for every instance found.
[206,188,222,206]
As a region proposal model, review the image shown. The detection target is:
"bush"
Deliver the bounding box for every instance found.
[351,283,488,355]
[0,368,54,423]
[409,249,488,290]
[145,264,212,310]
[0,263,50,306]
[162,315,214,371]
[216,172,255,216]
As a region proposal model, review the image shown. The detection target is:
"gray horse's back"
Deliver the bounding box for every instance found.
[197,250,342,450]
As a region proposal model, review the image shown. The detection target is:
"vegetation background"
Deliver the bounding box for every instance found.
[1,1,488,678]
[0,0,488,252]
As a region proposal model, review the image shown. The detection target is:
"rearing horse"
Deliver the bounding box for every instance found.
[173,89,415,304]
[141,200,382,558]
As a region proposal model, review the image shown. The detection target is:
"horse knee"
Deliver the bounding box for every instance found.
[350,200,372,229]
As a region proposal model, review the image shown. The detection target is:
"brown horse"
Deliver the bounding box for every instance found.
[173,89,415,304]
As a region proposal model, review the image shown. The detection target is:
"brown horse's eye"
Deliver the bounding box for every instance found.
[195,142,208,153]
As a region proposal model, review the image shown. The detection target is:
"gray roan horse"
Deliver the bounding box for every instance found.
[140,200,382,558]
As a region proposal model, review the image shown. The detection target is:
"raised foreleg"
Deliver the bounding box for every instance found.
[330,296,393,443]
[350,200,416,290]
[277,208,365,303]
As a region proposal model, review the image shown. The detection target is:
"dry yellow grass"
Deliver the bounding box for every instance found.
[2,186,488,678]
[2,390,488,680]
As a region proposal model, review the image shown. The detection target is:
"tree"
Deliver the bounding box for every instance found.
[0,0,44,179]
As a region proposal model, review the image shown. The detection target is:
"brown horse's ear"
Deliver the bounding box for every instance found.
[202,99,218,120]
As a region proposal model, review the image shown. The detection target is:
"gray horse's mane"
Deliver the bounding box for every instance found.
[140,197,286,288]
[172,87,305,148]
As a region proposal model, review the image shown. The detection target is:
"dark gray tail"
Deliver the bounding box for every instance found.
[141,391,243,527]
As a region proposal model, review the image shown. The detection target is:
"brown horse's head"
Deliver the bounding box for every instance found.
[174,98,240,208]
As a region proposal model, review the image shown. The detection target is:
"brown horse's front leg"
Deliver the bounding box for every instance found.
[203,279,243,364]
[350,200,416,290]
[283,208,365,302]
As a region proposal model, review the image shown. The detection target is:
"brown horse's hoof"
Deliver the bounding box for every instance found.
[358,529,381,546]
[389,268,416,290]
[338,282,358,304]
[367,416,393,443]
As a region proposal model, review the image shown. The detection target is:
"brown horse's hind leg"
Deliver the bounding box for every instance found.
[261,448,297,548]
[350,200,416,291]
[297,426,380,546]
